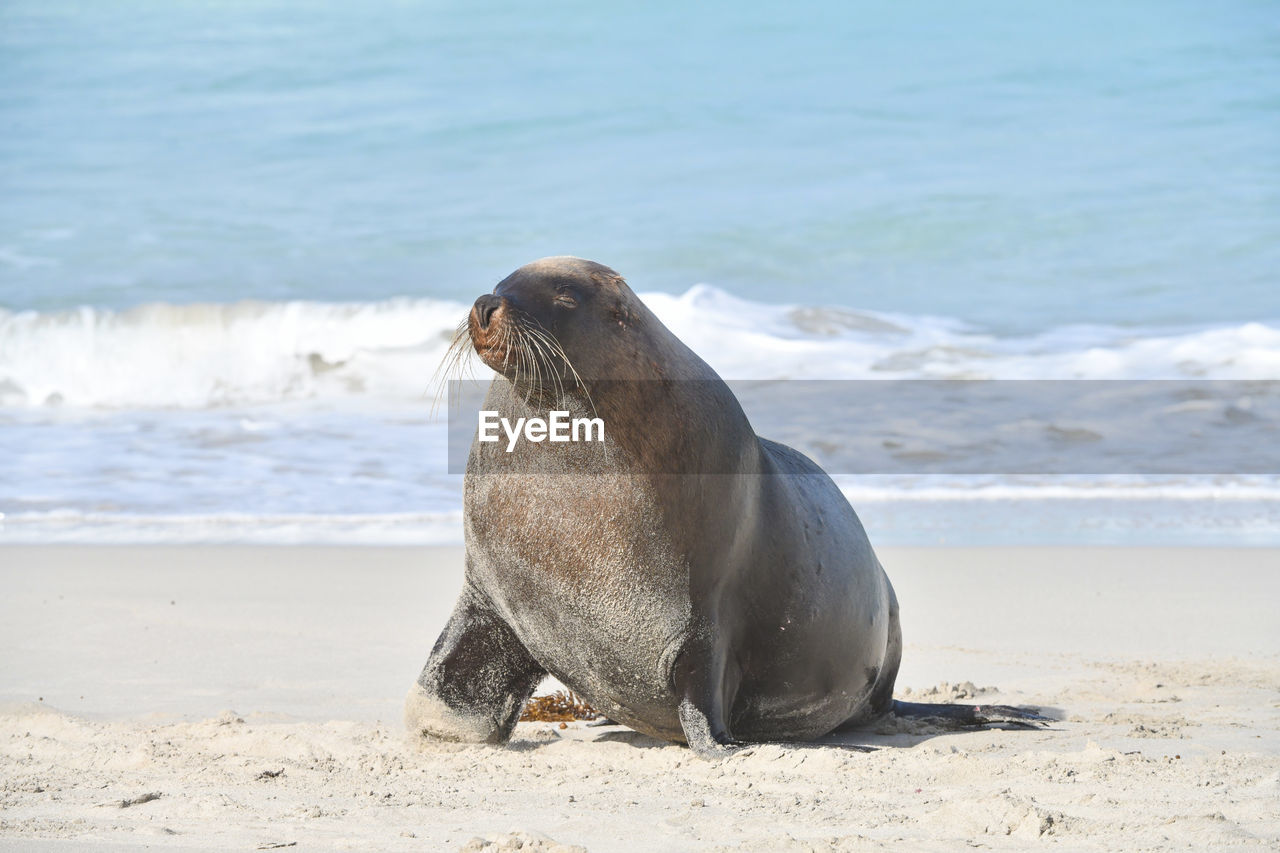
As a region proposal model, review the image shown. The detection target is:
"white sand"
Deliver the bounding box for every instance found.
[1,545,1277,851]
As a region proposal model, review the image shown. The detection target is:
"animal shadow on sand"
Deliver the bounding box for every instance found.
[517,702,1061,756]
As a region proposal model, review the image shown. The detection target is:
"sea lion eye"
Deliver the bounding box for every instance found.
[555,290,578,308]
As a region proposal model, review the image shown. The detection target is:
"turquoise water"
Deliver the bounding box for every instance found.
[2,1,1278,544]
[3,1,1277,331]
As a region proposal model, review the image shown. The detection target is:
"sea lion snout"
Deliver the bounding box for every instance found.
[472,293,503,330]
[468,294,511,369]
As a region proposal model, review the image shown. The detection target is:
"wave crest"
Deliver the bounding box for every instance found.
[0,297,465,408]
[1,289,1278,408]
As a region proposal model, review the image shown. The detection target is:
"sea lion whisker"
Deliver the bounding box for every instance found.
[510,324,533,404]
[500,308,559,407]
[429,317,477,417]
[536,327,598,422]
[521,325,567,403]
[516,325,544,408]
[528,324,583,391]
[521,325,565,385]
[519,323,604,463]
[516,324,542,406]
[512,323,538,405]
[538,333,570,403]
[498,315,516,379]
[526,326,556,404]
[522,323,594,418]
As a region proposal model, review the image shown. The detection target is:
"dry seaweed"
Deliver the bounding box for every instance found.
[519,690,600,723]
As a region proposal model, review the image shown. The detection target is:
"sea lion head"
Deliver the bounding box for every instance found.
[466,256,638,389]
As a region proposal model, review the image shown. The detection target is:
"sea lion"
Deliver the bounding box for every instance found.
[406,257,1041,757]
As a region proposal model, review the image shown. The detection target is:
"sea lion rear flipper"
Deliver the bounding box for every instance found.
[890,700,1052,729]
[405,585,545,744]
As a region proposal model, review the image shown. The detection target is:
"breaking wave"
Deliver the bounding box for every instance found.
[1,287,1277,409]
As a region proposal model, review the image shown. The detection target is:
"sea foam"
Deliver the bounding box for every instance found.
[2,287,1277,409]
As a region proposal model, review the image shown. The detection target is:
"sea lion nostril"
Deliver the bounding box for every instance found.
[474,294,501,329]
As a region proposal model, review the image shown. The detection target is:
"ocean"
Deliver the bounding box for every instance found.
[2,0,1277,544]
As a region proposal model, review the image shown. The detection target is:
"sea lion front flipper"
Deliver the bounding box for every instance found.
[405,585,545,745]
[672,641,748,760]
[677,698,751,759]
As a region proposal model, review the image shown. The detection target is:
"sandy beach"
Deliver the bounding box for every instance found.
[1,545,1276,851]
[6,1,1279,850]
